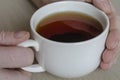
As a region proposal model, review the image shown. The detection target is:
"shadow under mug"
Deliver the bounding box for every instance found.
[18,1,109,78]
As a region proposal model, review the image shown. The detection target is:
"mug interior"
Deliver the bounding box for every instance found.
[30,1,109,43]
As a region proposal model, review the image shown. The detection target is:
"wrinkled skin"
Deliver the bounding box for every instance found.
[0,0,120,80]
[0,31,34,80]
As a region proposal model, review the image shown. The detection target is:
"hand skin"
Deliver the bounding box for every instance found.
[0,0,120,80]
[41,0,120,70]
[0,31,34,80]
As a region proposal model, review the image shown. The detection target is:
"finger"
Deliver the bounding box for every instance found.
[0,69,32,80]
[0,46,34,68]
[106,30,120,49]
[100,54,118,70]
[101,46,120,70]
[102,49,117,63]
[0,31,30,45]
[93,0,112,14]
[100,61,112,70]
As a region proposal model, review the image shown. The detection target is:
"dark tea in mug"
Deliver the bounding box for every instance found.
[36,12,103,42]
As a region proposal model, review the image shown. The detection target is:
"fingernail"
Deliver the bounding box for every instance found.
[14,31,28,39]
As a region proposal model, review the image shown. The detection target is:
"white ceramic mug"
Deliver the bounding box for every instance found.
[18,1,109,78]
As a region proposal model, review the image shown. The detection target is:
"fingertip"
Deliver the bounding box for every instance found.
[19,47,34,67]
[100,62,112,70]
[102,50,113,63]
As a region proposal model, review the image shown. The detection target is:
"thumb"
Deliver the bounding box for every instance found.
[0,31,30,45]
[93,0,112,14]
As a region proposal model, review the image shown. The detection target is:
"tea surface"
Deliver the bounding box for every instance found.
[36,12,103,42]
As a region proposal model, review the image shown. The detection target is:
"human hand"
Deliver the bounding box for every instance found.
[0,31,34,80]
[94,0,120,70]
[40,0,120,70]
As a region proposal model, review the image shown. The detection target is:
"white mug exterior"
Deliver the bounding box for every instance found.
[22,1,109,78]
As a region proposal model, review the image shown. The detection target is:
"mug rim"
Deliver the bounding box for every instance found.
[30,1,110,45]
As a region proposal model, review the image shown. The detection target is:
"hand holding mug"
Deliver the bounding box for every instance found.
[19,1,109,78]
[0,31,33,80]
[39,0,120,70]
[1,0,120,79]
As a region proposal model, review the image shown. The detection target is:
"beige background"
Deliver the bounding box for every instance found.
[0,0,120,80]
